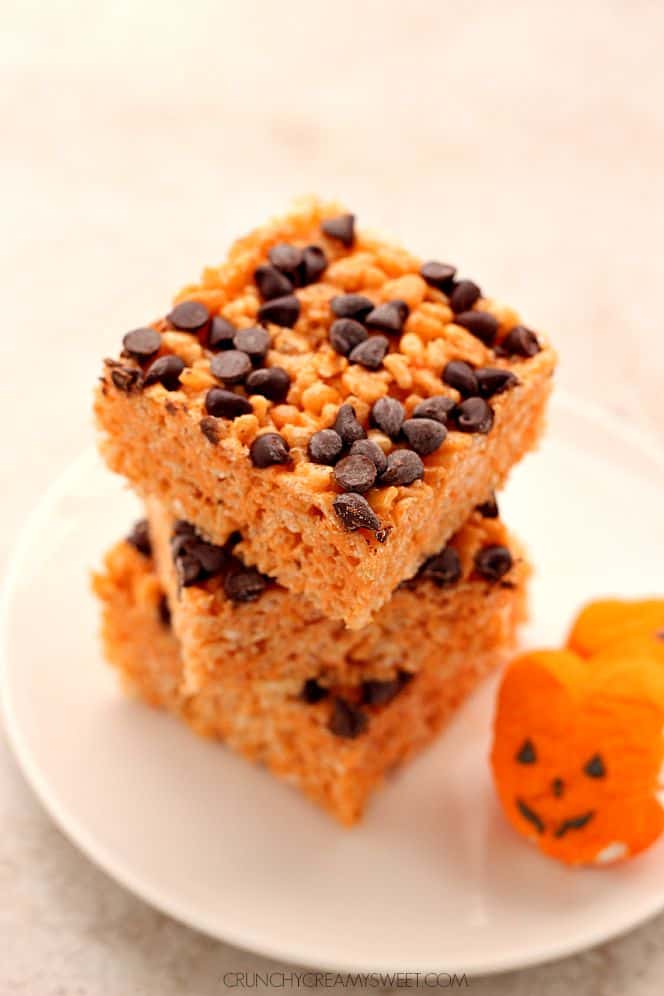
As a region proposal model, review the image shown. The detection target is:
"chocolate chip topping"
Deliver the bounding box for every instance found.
[333,454,377,494]
[411,395,456,424]
[233,326,270,363]
[158,594,171,627]
[300,678,329,704]
[190,539,228,575]
[334,403,366,446]
[476,367,518,398]
[122,327,161,360]
[333,493,380,532]
[452,397,494,434]
[127,519,151,557]
[330,294,374,322]
[245,366,291,402]
[176,553,203,588]
[401,417,447,456]
[144,354,185,390]
[268,243,304,280]
[110,365,142,393]
[321,213,355,247]
[420,261,457,290]
[350,438,388,475]
[474,544,513,581]
[501,325,541,358]
[210,349,252,385]
[300,245,327,284]
[419,546,462,586]
[224,563,269,602]
[328,698,368,739]
[249,432,290,468]
[476,491,499,518]
[370,396,405,439]
[379,449,424,487]
[366,299,409,335]
[308,428,344,465]
[454,310,499,346]
[199,416,220,444]
[254,264,293,301]
[449,280,481,314]
[443,360,479,397]
[208,316,237,351]
[257,294,300,328]
[362,673,410,707]
[329,318,368,356]
[167,300,210,333]
[204,388,252,419]
[349,335,389,370]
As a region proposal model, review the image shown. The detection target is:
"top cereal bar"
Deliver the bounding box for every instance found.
[95,197,555,628]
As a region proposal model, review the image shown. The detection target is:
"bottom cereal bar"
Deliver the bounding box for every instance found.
[93,522,529,824]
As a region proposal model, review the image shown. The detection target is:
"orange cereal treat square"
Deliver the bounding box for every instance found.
[92,523,528,824]
[94,197,555,629]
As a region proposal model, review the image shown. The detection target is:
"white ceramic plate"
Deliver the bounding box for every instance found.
[2,394,664,975]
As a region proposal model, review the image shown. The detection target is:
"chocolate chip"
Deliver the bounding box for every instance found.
[268,243,304,280]
[420,261,457,290]
[411,395,456,424]
[366,299,409,335]
[224,563,268,602]
[370,397,405,439]
[245,366,291,402]
[173,519,196,537]
[127,519,151,556]
[379,449,424,487]
[401,417,447,456]
[208,316,237,351]
[300,245,327,284]
[501,325,541,357]
[190,539,227,575]
[144,354,185,390]
[333,454,377,494]
[308,428,344,465]
[300,678,328,704]
[249,432,290,468]
[449,280,481,313]
[331,294,374,322]
[474,544,513,581]
[167,300,210,333]
[334,403,366,446]
[362,675,407,707]
[443,360,478,396]
[419,546,462,586]
[476,491,499,518]
[321,213,355,247]
[328,698,368,739]
[452,397,494,434]
[476,367,518,398]
[349,438,388,475]
[257,294,300,328]
[333,493,380,532]
[158,594,171,627]
[176,553,203,588]
[349,335,389,370]
[122,327,161,360]
[199,416,220,444]
[204,388,252,419]
[254,264,293,301]
[329,318,368,356]
[454,310,499,346]
[110,365,142,393]
[233,326,270,363]
[210,350,252,385]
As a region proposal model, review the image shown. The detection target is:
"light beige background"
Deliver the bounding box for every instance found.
[1,1,663,993]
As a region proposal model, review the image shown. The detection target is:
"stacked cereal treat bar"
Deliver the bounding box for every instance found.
[93,198,555,822]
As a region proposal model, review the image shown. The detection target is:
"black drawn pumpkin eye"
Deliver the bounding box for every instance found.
[515,739,537,764]
[583,754,606,779]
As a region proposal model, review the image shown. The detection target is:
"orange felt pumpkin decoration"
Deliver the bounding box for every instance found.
[491,599,664,866]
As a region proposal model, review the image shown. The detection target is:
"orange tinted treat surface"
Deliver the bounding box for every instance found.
[94,197,555,628]
[94,537,527,824]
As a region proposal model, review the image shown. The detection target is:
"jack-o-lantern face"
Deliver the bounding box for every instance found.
[491,626,664,865]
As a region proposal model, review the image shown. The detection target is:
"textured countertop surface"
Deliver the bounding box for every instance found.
[1,1,663,993]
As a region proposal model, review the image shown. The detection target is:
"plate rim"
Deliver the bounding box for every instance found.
[2,390,664,976]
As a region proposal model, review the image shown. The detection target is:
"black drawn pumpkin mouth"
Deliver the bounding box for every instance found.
[517,799,596,838]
